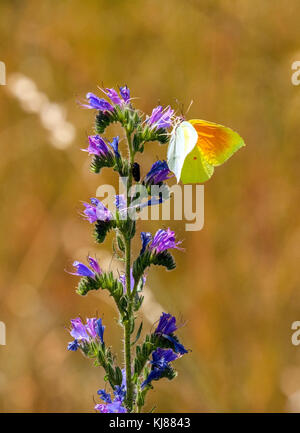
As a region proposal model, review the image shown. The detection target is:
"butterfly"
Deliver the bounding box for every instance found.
[167,119,245,183]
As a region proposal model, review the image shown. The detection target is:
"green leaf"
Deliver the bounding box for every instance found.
[131,322,143,346]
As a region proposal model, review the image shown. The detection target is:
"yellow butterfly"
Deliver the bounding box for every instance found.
[167,119,245,183]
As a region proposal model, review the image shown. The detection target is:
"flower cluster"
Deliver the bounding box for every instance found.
[95,370,127,413]
[141,313,188,388]
[141,228,182,254]
[67,317,105,351]
[84,86,130,111]
[67,84,188,413]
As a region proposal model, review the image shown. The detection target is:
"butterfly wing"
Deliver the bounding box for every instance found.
[167,121,198,182]
[189,119,245,167]
[180,145,214,183]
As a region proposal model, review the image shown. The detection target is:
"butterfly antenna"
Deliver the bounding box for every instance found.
[186,99,194,115]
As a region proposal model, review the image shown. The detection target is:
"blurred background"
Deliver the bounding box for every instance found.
[0,0,300,412]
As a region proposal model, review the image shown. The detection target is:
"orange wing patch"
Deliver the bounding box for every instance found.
[189,119,245,167]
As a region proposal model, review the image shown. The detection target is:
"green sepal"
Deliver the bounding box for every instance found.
[90,152,115,174]
[132,250,176,290]
[151,250,176,271]
[133,126,169,153]
[94,219,117,244]
[95,110,118,134]
[76,271,126,314]
[76,276,100,296]
[114,157,129,177]
[159,365,177,381]
[115,366,123,386]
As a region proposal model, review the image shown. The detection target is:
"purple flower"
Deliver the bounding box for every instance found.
[147,105,174,130]
[142,348,178,388]
[154,312,188,355]
[155,312,177,335]
[70,318,90,341]
[102,88,122,105]
[85,318,98,339]
[96,370,127,413]
[119,85,130,103]
[95,401,127,413]
[88,256,101,274]
[84,93,113,111]
[140,232,152,254]
[119,269,135,293]
[82,135,111,157]
[144,160,172,185]
[67,339,79,351]
[69,256,101,279]
[149,228,182,254]
[71,261,95,279]
[82,198,112,223]
[152,348,178,369]
[67,316,105,350]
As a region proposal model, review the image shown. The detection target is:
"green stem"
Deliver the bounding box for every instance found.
[124,238,133,411]
[124,128,134,411]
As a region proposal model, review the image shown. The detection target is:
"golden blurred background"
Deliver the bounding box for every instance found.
[1,0,300,412]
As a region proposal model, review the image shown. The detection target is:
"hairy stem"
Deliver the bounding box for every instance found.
[124,129,134,411]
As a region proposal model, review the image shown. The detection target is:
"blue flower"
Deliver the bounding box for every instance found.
[95,318,105,344]
[109,136,120,158]
[163,335,188,355]
[144,160,172,185]
[84,93,113,111]
[142,348,178,388]
[70,261,95,279]
[155,312,188,355]
[152,347,178,369]
[67,339,79,351]
[140,232,152,254]
[119,85,130,103]
[69,256,101,279]
[114,385,126,402]
[155,312,177,335]
[95,370,127,413]
[115,194,127,211]
[97,389,112,403]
